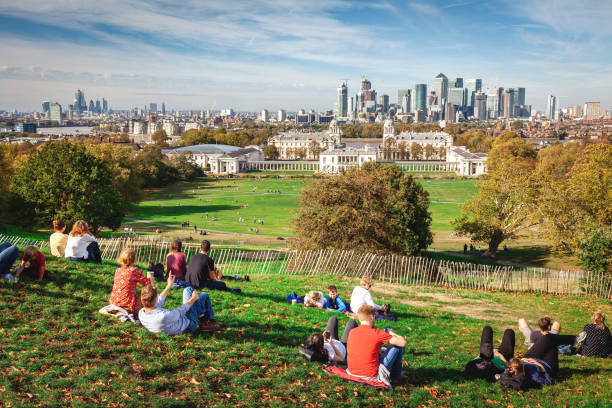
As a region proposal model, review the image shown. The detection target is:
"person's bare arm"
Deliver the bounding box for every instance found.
[14,260,25,278]
[388,329,407,348]
[493,349,508,364]
[159,274,175,299]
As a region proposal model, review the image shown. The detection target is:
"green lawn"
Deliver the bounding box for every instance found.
[0,250,610,407]
[128,177,478,237]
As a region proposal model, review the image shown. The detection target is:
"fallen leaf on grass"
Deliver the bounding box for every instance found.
[190,377,200,385]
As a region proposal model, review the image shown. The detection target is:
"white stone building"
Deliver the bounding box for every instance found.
[380,119,452,160]
[163,144,263,174]
[268,120,342,159]
[447,146,487,176]
[319,145,377,174]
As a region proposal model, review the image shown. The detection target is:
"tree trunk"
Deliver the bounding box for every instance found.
[483,231,504,259]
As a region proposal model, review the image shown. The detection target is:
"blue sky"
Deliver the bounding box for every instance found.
[0,0,611,112]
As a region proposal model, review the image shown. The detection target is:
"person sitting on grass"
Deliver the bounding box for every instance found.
[324,285,347,313]
[464,325,515,381]
[0,242,20,282]
[521,321,576,380]
[350,277,391,317]
[64,220,102,264]
[346,305,407,388]
[139,273,220,334]
[49,220,68,257]
[518,316,560,347]
[165,239,186,281]
[13,245,46,281]
[577,311,611,358]
[185,240,241,293]
[109,248,152,314]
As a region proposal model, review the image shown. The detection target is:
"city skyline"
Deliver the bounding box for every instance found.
[1,1,611,112]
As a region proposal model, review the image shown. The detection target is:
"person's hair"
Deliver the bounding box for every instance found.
[117,247,136,267]
[307,290,321,301]
[23,246,39,263]
[171,239,183,253]
[305,333,328,360]
[538,316,552,331]
[508,358,524,376]
[53,220,65,231]
[591,311,605,329]
[70,220,89,237]
[327,285,337,292]
[201,240,211,252]
[357,305,377,321]
[141,284,158,308]
[360,277,373,288]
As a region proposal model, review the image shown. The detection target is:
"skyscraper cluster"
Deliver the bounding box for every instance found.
[68,89,110,115]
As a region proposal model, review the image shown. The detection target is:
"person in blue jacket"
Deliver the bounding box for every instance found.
[324,285,347,313]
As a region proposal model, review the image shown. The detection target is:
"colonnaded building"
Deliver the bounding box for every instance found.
[164,119,487,176]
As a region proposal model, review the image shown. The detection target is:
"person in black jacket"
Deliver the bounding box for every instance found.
[185,240,241,293]
[579,311,612,358]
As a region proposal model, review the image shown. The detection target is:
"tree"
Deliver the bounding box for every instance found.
[424,144,435,160]
[453,135,538,258]
[135,145,174,187]
[410,143,423,160]
[0,145,15,213]
[152,129,168,146]
[168,153,204,181]
[295,147,307,160]
[577,227,612,274]
[293,163,432,255]
[264,144,280,160]
[309,141,322,160]
[11,141,123,233]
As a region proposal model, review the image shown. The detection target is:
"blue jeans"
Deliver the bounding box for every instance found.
[0,243,19,275]
[69,242,102,264]
[380,345,404,377]
[182,287,214,333]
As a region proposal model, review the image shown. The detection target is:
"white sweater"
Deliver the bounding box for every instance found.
[64,233,96,259]
[350,285,382,313]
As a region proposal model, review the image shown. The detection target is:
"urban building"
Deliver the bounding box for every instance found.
[103,98,108,113]
[41,101,50,114]
[277,109,286,122]
[149,103,158,114]
[48,102,63,125]
[473,91,487,120]
[319,146,376,174]
[447,147,488,176]
[546,95,557,120]
[449,77,463,88]
[397,89,411,113]
[261,109,269,122]
[486,92,498,119]
[88,100,95,112]
[357,77,376,113]
[433,73,448,107]
[161,102,166,115]
[269,120,342,159]
[382,119,453,158]
[378,94,389,113]
[14,123,37,133]
[448,87,466,109]
[465,78,482,111]
[337,81,348,118]
[444,102,455,123]
[414,84,427,112]
[584,102,601,120]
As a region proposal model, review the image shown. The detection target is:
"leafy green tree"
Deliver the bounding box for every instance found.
[293,163,432,255]
[577,227,612,274]
[135,145,174,188]
[168,153,204,181]
[152,129,168,146]
[11,141,123,232]
[264,144,279,160]
[410,143,423,160]
[453,135,537,258]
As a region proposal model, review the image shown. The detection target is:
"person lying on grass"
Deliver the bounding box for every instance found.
[109,248,152,314]
[324,285,347,313]
[13,245,46,281]
[346,305,407,388]
[304,316,358,363]
[139,273,220,334]
[464,325,515,381]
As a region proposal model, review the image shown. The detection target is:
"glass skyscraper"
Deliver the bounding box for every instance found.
[415,84,427,112]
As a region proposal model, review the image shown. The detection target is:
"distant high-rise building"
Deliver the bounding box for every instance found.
[414,84,427,112]
[584,102,601,120]
[546,95,557,120]
[448,87,466,109]
[95,100,101,114]
[49,102,63,125]
[494,87,504,117]
[73,89,87,113]
[261,109,269,122]
[465,79,482,110]
[474,91,487,120]
[410,89,417,114]
[397,89,411,113]
[42,101,50,114]
[102,98,108,113]
[161,102,166,115]
[507,88,521,117]
[358,77,376,113]
[449,77,463,88]
[149,103,158,113]
[444,102,455,123]
[337,81,348,118]
[278,109,286,122]
[433,73,448,106]
[348,96,356,116]
[88,100,95,112]
[517,88,526,106]
[378,94,389,113]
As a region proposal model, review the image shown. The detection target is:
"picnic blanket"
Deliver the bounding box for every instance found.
[323,366,391,390]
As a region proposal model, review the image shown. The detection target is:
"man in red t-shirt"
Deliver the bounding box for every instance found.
[15,246,46,281]
[347,305,407,384]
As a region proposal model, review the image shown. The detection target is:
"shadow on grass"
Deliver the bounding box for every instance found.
[132,204,240,218]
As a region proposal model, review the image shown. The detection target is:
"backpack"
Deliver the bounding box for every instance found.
[147,263,165,282]
[299,346,327,363]
[463,358,498,381]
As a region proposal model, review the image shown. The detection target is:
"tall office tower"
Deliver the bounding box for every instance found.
[573,105,583,119]
[433,73,448,106]
[337,81,348,118]
[507,88,521,117]
[449,77,463,88]
[102,98,108,113]
[448,87,467,109]
[546,95,557,120]
[49,102,63,125]
[278,109,286,122]
[410,89,417,113]
[397,89,411,113]
[584,102,601,120]
[378,94,389,113]
[494,87,504,117]
[503,91,512,118]
[42,101,50,114]
[465,79,482,110]
[415,84,427,112]
[358,77,376,112]
[261,109,269,122]
[95,100,101,114]
[348,96,355,116]
[517,88,525,106]
[89,100,95,112]
[73,89,86,113]
[444,102,455,123]
[161,102,166,115]
[149,103,158,114]
[474,91,487,120]
[486,93,498,119]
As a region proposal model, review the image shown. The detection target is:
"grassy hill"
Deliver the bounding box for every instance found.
[0,249,610,407]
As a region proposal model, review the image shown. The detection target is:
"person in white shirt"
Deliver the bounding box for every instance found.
[304,290,325,309]
[64,220,102,264]
[350,277,383,314]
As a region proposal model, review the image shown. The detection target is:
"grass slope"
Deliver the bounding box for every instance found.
[0,250,610,407]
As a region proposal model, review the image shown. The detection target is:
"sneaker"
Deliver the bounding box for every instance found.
[244,275,250,282]
[231,288,242,294]
[3,273,15,282]
[494,374,501,381]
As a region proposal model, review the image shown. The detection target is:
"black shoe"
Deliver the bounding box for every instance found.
[231,288,242,294]
[244,275,250,282]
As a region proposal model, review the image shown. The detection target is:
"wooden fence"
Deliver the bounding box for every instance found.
[0,234,48,250]
[94,237,612,299]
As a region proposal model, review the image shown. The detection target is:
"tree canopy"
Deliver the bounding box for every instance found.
[293,163,432,255]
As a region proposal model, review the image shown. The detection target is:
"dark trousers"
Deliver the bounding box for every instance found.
[325,316,358,345]
[480,325,515,362]
[69,241,102,264]
[204,280,229,291]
